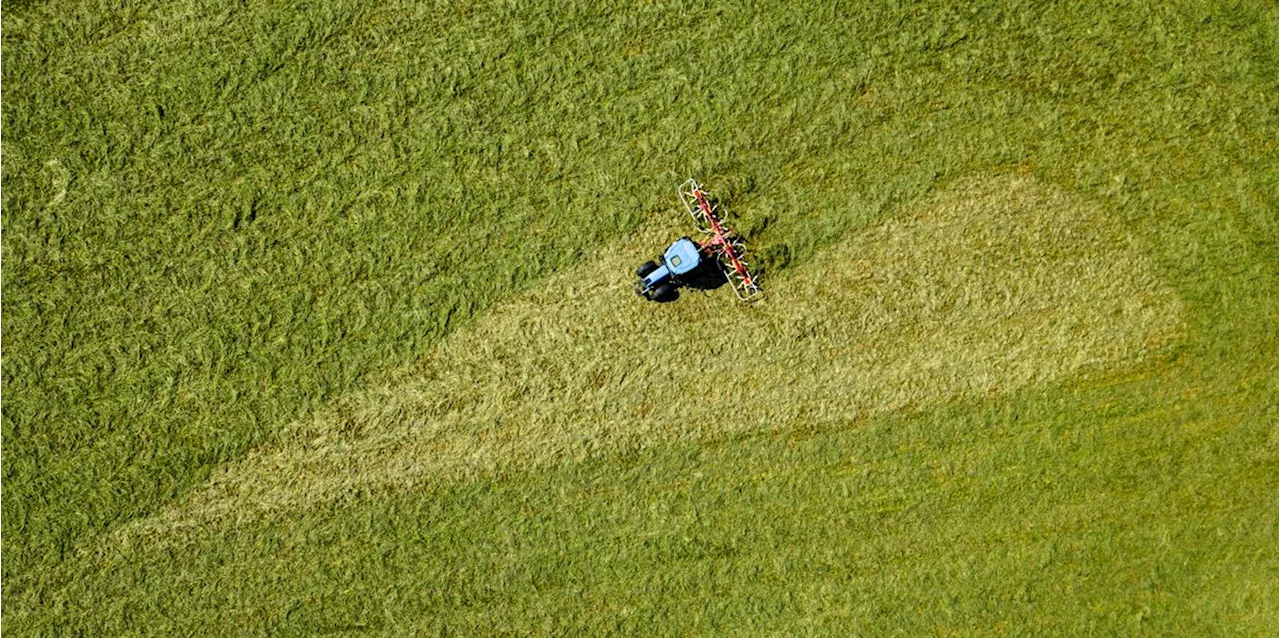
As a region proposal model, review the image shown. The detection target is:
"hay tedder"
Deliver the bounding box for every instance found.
[633,179,763,303]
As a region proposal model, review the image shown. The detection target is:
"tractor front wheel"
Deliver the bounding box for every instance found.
[635,260,659,278]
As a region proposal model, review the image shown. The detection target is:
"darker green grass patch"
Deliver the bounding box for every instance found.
[0,0,41,15]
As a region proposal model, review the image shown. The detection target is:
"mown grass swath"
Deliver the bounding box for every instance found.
[107,174,1183,540]
[2,0,1276,634]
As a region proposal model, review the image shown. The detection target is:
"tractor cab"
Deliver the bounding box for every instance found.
[634,238,701,302]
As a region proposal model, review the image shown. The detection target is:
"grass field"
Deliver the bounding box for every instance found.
[2,0,1276,634]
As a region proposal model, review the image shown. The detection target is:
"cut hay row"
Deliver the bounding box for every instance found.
[116,174,1184,545]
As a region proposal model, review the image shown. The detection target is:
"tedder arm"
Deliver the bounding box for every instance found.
[678,179,763,302]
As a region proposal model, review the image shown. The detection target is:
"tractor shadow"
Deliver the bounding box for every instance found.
[681,258,730,292]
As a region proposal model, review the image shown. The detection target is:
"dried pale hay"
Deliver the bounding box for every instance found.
[116,175,1184,544]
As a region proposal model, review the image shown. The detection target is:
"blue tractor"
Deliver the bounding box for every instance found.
[633,237,703,303]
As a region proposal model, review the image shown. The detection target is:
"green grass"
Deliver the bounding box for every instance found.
[2,0,1276,634]
[10,364,1275,635]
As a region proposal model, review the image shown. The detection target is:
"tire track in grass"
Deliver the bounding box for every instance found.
[117,175,1185,543]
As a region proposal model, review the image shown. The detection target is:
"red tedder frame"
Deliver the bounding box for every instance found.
[677,179,763,302]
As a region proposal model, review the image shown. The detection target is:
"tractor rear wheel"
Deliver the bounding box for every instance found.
[635,260,659,278]
[652,283,679,303]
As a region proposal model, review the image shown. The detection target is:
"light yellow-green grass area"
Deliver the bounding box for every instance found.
[122,174,1184,543]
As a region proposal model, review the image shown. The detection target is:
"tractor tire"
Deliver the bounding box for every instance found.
[635,260,659,278]
[652,283,679,303]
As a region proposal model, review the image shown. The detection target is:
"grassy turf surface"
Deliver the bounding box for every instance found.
[2,0,1276,633]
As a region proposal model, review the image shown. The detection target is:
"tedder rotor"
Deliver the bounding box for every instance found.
[633,179,763,303]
